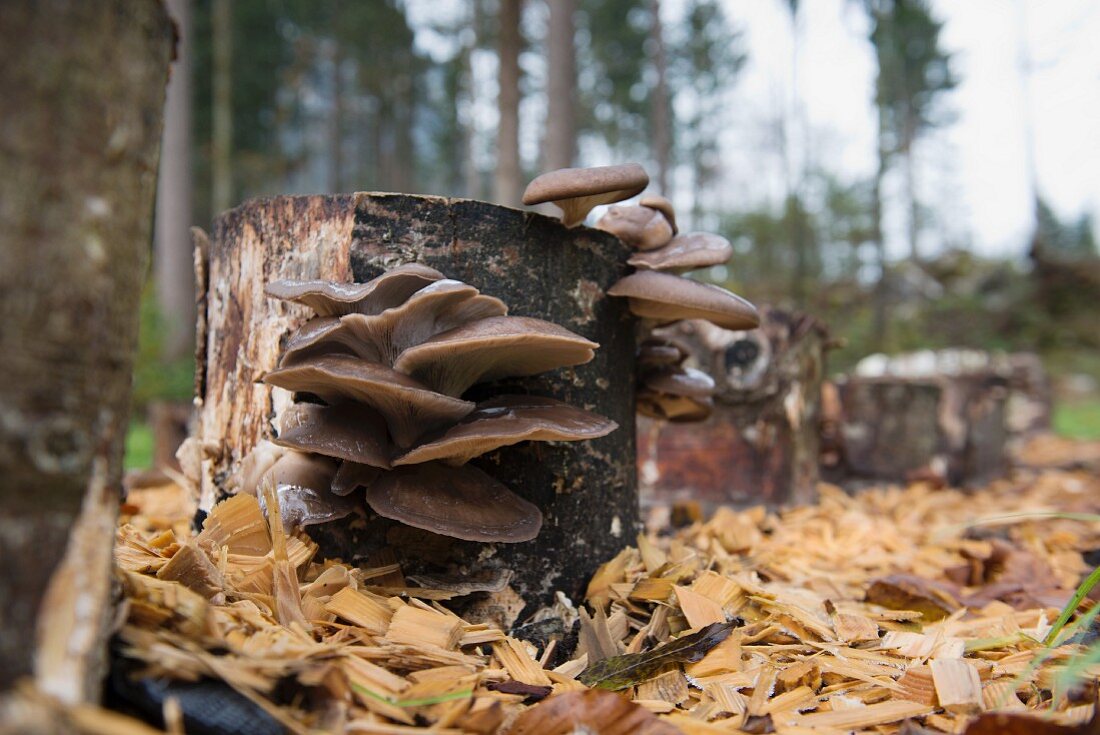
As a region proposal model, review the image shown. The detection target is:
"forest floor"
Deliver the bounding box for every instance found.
[28,434,1100,734]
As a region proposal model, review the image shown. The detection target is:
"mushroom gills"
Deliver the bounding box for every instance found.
[365,462,542,543]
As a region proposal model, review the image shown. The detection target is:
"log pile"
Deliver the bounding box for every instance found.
[98,436,1100,733]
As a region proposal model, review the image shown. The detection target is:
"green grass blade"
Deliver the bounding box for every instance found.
[1045,565,1100,646]
[350,683,473,707]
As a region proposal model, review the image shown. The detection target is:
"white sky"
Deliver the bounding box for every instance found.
[724,0,1100,258]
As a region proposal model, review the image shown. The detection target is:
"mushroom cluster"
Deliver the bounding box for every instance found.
[243,264,617,543]
[528,166,759,423]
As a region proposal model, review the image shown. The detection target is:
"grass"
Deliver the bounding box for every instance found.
[124,421,154,470]
[1054,398,1100,440]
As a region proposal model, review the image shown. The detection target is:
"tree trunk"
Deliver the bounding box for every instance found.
[156,0,196,361]
[649,0,671,196]
[871,115,889,350]
[493,0,523,207]
[0,0,173,698]
[328,36,344,193]
[195,194,639,617]
[211,0,233,213]
[638,308,828,509]
[543,0,576,171]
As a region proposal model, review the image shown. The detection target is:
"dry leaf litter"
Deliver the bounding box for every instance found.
[99,435,1100,734]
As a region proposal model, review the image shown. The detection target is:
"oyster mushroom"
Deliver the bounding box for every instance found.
[637,390,713,423]
[627,232,733,273]
[263,355,475,448]
[639,194,678,235]
[638,337,689,368]
[279,279,507,367]
[254,450,357,530]
[394,395,618,466]
[596,205,674,251]
[275,402,392,469]
[265,263,444,316]
[392,316,598,397]
[331,462,383,496]
[607,271,759,330]
[522,163,649,227]
[365,462,542,542]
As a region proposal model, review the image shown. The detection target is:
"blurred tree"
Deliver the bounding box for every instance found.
[667,1,743,227]
[648,0,671,194]
[543,0,578,170]
[494,0,524,205]
[156,0,196,360]
[866,0,956,262]
[210,0,232,213]
[577,0,650,157]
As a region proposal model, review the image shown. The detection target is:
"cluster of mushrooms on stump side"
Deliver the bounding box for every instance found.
[524,163,760,425]
[191,163,760,616]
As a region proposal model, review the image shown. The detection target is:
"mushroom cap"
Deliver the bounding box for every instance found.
[279,279,508,367]
[275,402,393,469]
[595,205,674,251]
[522,164,649,227]
[392,316,598,397]
[606,271,760,330]
[637,390,713,423]
[627,232,733,272]
[365,462,543,542]
[265,263,444,316]
[257,451,355,530]
[260,450,339,496]
[638,338,689,367]
[263,355,475,448]
[232,440,287,495]
[394,395,618,466]
[639,194,678,234]
[331,461,383,496]
[643,366,715,398]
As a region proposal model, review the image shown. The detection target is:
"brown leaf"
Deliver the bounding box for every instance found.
[507,689,682,735]
[578,621,737,690]
[865,574,959,621]
[485,680,552,701]
[962,712,1100,735]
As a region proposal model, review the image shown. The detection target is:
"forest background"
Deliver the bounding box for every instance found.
[131,0,1100,466]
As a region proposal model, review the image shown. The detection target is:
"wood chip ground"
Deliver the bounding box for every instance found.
[70,437,1100,731]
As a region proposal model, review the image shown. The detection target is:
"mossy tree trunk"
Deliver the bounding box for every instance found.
[0,0,174,698]
[196,194,639,619]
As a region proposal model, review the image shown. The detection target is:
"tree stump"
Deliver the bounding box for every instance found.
[830,368,1008,485]
[638,308,828,509]
[195,194,638,615]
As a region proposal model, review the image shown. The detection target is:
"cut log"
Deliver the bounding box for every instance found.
[195,194,638,614]
[830,358,1009,485]
[0,0,173,698]
[638,308,828,508]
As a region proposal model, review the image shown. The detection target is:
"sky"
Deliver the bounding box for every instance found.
[724,0,1100,258]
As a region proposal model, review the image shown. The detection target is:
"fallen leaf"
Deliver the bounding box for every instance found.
[962,712,1100,735]
[485,680,552,701]
[866,574,959,621]
[578,621,737,690]
[507,689,681,735]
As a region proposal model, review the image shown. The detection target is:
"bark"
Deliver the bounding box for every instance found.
[156,0,196,361]
[0,0,173,696]
[493,0,523,207]
[211,0,233,213]
[543,0,577,171]
[638,308,828,509]
[195,194,639,616]
[649,0,671,196]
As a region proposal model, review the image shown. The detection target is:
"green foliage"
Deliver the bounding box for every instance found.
[124,421,154,471]
[132,282,194,413]
[866,0,957,155]
[1035,199,1098,258]
[1054,400,1100,440]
